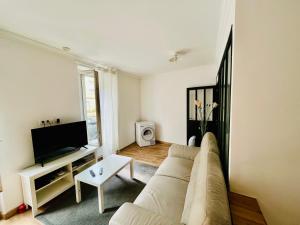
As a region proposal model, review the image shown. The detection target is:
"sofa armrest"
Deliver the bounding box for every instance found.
[168,144,200,161]
[109,203,180,225]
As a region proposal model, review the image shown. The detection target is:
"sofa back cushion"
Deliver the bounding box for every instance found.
[200,132,220,155]
[181,151,201,224]
[181,132,221,224]
[188,151,231,225]
[181,132,231,225]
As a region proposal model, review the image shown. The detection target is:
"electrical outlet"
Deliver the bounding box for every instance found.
[40,120,46,127]
[46,120,52,126]
[50,118,61,125]
[39,118,61,127]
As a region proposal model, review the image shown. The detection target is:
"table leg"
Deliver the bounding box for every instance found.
[98,185,104,213]
[75,179,81,203]
[130,160,134,179]
[32,206,39,217]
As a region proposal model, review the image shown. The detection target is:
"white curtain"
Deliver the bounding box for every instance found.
[97,69,119,157]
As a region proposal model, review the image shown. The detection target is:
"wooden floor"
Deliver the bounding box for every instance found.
[230,192,267,225]
[1,142,266,225]
[0,211,41,225]
[118,142,170,167]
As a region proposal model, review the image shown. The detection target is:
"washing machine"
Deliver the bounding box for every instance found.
[136,121,156,147]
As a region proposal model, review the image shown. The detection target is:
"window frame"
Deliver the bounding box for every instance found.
[79,70,102,146]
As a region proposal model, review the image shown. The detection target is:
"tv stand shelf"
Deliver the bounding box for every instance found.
[35,171,71,193]
[19,146,98,217]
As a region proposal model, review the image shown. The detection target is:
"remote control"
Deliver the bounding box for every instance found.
[99,167,103,175]
[89,170,95,177]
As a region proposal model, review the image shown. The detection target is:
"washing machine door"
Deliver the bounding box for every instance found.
[141,127,154,141]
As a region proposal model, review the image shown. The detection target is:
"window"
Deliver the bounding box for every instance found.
[0,175,2,192]
[80,70,101,146]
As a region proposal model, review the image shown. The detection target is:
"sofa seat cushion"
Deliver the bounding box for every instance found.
[109,203,181,225]
[155,157,194,182]
[134,175,188,223]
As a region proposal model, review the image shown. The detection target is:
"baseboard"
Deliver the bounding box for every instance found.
[156,140,172,145]
[118,142,136,152]
[117,141,171,153]
[1,207,18,220]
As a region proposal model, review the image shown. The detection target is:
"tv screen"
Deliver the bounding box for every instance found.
[31,121,88,165]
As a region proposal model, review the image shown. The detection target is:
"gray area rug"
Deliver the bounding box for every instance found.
[37,162,157,225]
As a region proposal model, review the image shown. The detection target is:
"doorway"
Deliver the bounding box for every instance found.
[186,86,218,147]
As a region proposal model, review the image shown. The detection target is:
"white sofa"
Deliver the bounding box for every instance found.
[109,132,231,225]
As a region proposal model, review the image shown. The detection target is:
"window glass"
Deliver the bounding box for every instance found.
[205,88,213,121]
[189,90,196,120]
[81,73,100,146]
[197,89,204,121]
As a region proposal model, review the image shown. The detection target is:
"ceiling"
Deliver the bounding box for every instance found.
[0,0,222,76]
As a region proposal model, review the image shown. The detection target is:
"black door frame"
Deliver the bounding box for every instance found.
[186,85,217,147]
[216,28,233,185]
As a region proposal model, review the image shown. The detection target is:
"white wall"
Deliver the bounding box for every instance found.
[141,65,217,144]
[0,33,81,213]
[118,73,140,149]
[216,0,235,66]
[0,177,3,212]
[230,1,300,225]
[0,193,3,212]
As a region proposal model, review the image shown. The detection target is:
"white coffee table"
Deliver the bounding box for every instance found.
[74,154,134,213]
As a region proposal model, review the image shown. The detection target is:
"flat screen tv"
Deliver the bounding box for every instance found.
[31,121,88,166]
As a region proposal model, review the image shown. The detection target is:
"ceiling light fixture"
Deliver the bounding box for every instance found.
[168,49,190,63]
[169,52,179,63]
[62,46,71,51]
